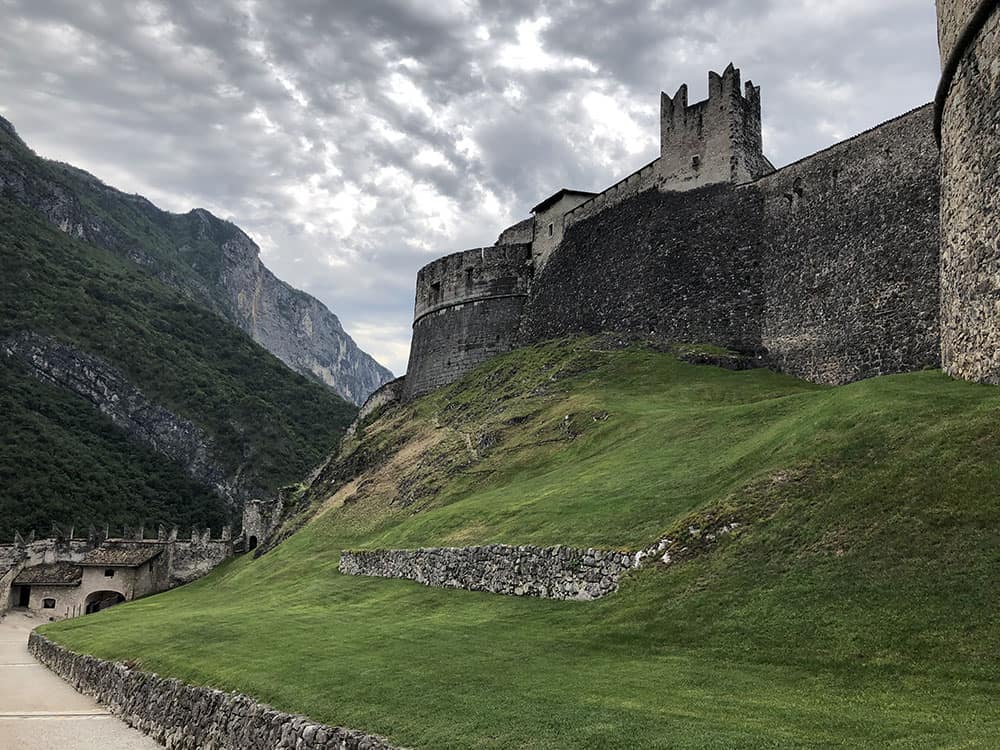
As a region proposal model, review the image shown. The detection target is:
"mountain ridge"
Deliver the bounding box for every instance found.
[0,114,392,404]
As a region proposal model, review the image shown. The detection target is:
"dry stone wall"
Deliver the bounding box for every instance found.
[340,544,635,600]
[29,633,402,750]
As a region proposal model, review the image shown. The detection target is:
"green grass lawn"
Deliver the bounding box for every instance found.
[43,340,1000,748]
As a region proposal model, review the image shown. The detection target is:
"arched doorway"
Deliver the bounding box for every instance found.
[84,590,125,615]
[247,535,258,551]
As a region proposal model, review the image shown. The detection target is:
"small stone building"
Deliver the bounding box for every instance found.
[10,562,82,618]
[10,542,168,621]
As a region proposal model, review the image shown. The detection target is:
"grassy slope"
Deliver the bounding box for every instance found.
[0,198,356,537]
[44,340,1000,748]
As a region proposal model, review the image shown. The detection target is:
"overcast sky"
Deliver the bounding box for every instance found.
[0,0,940,375]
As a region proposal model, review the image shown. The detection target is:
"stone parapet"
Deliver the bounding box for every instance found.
[29,633,402,750]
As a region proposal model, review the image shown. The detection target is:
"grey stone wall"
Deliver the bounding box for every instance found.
[937,0,1000,382]
[29,633,401,750]
[403,245,532,400]
[520,184,765,353]
[495,217,532,246]
[344,377,406,440]
[239,497,284,551]
[520,106,940,386]
[339,544,635,601]
[563,159,660,230]
[167,537,232,586]
[756,104,941,384]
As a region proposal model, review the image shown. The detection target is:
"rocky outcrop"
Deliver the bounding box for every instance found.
[339,544,636,600]
[29,633,402,750]
[213,222,392,404]
[0,115,391,405]
[2,332,242,505]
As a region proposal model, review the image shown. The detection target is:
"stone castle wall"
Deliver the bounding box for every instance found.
[403,28,994,396]
[757,104,941,383]
[403,244,532,399]
[520,183,764,353]
[514,108,940,385]
[340,544,635,601]
[563,159,660,230]
[29,633,400,750]
[936,0,1000,382]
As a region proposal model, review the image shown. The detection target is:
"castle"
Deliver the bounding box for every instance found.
[399,0,1000,402]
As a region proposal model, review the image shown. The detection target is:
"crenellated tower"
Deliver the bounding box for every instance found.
[659,63,771,190]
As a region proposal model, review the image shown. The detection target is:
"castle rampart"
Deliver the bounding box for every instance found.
[402,42,995,397]
[403,244,533,399]
[520,183,765,352]
[935,0,1000,382]
[756,104,940,384]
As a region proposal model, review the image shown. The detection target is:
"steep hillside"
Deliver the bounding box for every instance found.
[45,339,1000,748]
[0,115,392,404]
[0,197,356,538]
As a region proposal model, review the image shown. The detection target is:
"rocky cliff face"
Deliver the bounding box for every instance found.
[3,332,243,506]
[212,222,393,405]
[0,116,392,404]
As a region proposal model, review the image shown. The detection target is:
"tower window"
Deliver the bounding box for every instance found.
[547,223,553,237]
[691,155,701,170]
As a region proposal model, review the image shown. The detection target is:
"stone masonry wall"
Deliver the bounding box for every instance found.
[519,107,940,385]
[756,104,941,384]
[563,159,660,229]
[340,544,635,601]
[29,633,401,750]
[937,0,1000,382]
[521,183,764,352]
[403,244,532,400]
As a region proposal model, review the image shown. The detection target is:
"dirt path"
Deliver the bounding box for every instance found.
[0,609,160,749]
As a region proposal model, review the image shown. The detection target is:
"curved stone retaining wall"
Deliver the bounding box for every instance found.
[28,633,401,750]
[339,544,635,600]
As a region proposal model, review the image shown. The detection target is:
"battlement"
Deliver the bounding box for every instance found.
[4,523,233,548]
[659,63,771,190]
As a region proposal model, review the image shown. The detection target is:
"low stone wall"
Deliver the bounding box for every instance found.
[29,633,401,750]
[339,544,635,600]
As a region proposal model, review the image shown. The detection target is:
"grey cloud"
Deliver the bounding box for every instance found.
[0,0,940,374]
